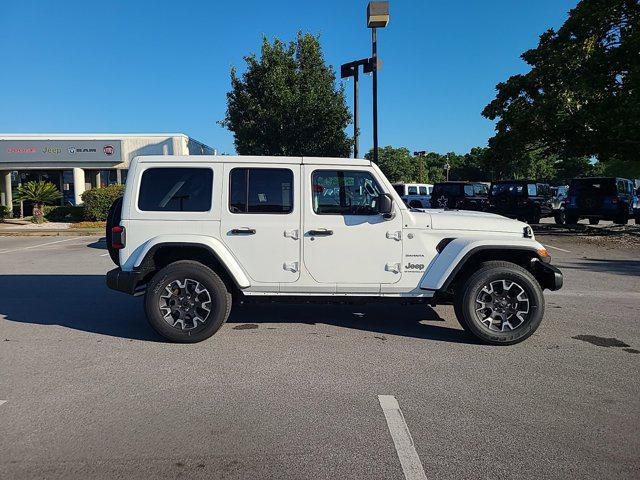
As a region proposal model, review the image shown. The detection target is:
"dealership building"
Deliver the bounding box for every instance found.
[0,133,214,216]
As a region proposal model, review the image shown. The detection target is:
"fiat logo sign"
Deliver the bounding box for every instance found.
[103,145,114,156]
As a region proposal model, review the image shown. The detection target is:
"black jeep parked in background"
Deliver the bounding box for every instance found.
[565,177,635,225]
[488,180,553,224]
[429,182,489,211]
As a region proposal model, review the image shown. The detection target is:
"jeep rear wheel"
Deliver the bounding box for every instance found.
[553,209,566,225]
[614,207,628,225]
[454,261,544,345]
[145,260,232,342]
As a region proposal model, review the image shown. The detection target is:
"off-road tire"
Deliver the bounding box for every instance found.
[528,209,541,225]
[614,207,628,225]
[409,200,423,209]
[105,197,123,266]
[588,218,600,225]
[454,261,545,345]
[145,261,232,343]
[553,209,566,225]
[565,213,579,225]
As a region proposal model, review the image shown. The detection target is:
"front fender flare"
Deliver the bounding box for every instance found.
[419,237,546,291]
[124,234,251,289]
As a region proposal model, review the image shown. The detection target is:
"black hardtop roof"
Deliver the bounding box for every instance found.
[433,181,484,186]
[492,179,546,185]
[570,177,628,182]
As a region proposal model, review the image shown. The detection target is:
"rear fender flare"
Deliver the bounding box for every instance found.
[124,235,251,289]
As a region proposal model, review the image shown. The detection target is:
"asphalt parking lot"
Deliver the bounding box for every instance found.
[1,228,639,480]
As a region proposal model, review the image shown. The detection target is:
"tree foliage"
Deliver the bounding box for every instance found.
[222,32,352,157]
[15,181,62,223]
[482,0,640,164]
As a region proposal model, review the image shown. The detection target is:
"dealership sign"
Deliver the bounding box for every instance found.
[0,140,122,163]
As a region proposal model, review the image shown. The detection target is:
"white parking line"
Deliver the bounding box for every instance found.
[378,395,427,480]
[543,244,571,253]
[100,253,109,256]
[0,400,6,407]
[0,236,84,254]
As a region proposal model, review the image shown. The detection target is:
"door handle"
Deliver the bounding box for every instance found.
[308,229,333,236]
[231,228,256,235]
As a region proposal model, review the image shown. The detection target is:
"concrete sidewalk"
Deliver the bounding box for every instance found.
[0,221,102,236]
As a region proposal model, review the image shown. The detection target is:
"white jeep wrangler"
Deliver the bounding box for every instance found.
[106,155,563,345]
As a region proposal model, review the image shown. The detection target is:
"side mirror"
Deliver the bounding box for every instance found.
[378,193,394,218]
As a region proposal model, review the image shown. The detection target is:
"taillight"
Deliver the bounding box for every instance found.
[112,225,126,249]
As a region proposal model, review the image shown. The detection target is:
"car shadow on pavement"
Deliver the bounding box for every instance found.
[0,275,161,342]
[86,237,108,250]
[560,258,640,276]
[0,275,476,344]
[228,303,478,344]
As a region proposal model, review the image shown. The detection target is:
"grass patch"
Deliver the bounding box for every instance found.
[69,221,106,229]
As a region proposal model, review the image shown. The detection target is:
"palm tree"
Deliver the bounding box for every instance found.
[15,181,62,224]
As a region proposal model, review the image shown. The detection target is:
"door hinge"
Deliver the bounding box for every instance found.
[385,262,401,274]
[284,229,299,240]
[283,261,299,273]
[386,230,402,241]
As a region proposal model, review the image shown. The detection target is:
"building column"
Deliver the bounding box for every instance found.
[73,168,86,205]
[1,171,13,216]
[92,170,101,189]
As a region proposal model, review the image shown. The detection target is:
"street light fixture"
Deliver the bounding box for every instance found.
[367,1,389,164]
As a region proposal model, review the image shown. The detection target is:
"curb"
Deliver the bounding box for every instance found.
[0,229,103,237]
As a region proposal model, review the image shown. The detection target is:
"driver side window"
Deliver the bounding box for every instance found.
[312,170,382,215]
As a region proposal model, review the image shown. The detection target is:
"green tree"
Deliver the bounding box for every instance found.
[482,0,640,165]
[15,181,62,224]
[222,32,352,157]
[365,146,416,182]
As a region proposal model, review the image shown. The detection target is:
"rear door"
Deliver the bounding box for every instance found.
[221,164,301,283]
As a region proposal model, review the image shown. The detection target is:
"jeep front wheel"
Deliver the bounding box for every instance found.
[454,261,544,345]
[145,261,232,342]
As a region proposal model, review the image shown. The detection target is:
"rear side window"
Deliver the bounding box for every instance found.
[393,185,405,196]
[419,186,428,195]
[229,168,293,214]
[408,186,418,195]
[138,168,213,212]
[464,185,474,196]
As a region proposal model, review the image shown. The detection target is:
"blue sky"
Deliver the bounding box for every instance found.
[0,0,578,155]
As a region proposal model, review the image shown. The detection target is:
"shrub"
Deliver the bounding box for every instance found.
[43,205,85,222]
[0,205,10,222]
[81,185,125,221]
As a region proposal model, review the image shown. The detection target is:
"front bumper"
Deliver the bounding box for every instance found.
[532,260,563,291]
[106,267,145,295]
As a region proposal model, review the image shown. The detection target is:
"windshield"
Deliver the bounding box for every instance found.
[433,184,460,196]
[569,179,616,196]
[491,183,524,196]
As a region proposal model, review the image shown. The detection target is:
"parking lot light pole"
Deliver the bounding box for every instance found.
[341,59,372,158]
[367,2,389,164]
[414,150,427,183]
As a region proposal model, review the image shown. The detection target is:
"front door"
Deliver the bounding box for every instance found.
[302,166,403,285]
[221,164,301,283]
